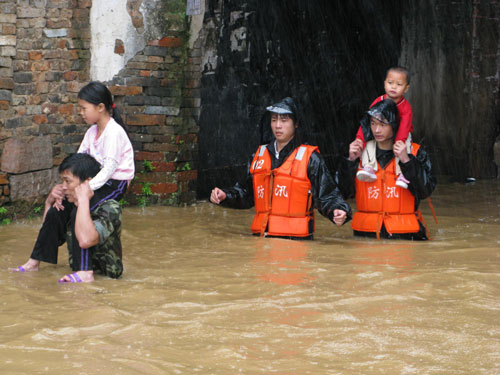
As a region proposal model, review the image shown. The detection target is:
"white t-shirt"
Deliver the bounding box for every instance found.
[78,117,135,190]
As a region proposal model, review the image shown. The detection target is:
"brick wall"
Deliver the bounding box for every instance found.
[0,0,200,208]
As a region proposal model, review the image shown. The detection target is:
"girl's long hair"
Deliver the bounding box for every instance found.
[77,81,127,133]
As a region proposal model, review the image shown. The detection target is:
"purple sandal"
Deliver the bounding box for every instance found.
[58,272,83,283]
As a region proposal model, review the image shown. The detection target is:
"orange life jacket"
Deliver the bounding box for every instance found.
[249,144,318,237]
[353,142,422,238]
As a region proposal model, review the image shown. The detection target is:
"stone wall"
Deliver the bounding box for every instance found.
[401,0,500,179]
[0,0,200,208]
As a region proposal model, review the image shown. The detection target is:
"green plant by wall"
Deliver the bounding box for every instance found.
[142,160,155,173]
[180,162,191,171]
[138,182,153,208]
[0,207,11,225]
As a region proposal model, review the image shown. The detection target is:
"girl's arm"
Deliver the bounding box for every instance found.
[89,157,118,191]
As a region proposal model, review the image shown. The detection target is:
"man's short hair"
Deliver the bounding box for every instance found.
[59,153,101,181]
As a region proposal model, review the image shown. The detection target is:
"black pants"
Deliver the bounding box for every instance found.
[30,179,128,267]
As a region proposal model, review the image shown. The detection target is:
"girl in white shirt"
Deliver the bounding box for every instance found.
[76,81,135,201]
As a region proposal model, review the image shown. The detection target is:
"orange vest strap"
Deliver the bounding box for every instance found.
[416,209,432,240]
[427,197,438,224]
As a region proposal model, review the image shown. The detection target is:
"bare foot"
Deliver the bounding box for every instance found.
[58,270,94,283]
[9,258,40,272]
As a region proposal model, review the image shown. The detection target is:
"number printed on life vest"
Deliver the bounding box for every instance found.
[252,159,264,170]
[274,184,288,197]
[257,185,265,199]
[368,186,380,200]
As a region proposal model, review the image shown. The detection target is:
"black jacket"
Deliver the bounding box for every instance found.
[221,138,352,224]
[338,144,437,240]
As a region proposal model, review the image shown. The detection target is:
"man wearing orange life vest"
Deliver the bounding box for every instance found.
[340,99,436,240]
[210,97,351,239]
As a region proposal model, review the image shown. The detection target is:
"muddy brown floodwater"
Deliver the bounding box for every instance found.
[1,181,499,374]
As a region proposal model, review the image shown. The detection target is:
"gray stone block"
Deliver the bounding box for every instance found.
[9,167,59,201]
[1,136,53,173]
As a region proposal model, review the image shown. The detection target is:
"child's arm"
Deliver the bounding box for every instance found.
[89,157,118,191]
[355,127,365,144]
[355,96,383,147]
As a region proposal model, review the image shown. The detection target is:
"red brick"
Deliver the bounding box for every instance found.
[42,103,58,114]
[115,44,124,55]
[127,114,165,126]
[63,71,78,81]
[32,61,50,71]
[28,51,43,60]
[177,170,197,182]
[0,101,9,110]
[151,183,178,194]
[148,37,183,48]
[3,185,9,195]
[140,70,150,77]
[58,104,74,116]
[151,161,176,172]
[0,173,8,185]
[135,151,164,161]
[109,85,142,96]
[33,114,48,124]
[66,81,81,93]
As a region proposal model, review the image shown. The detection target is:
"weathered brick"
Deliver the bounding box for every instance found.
[145,87,182,97]
[42,102,58,114]
[28,51,43,60]
[13,83,36,95]
[0,14,16,23]
[58,103,73,116]
[1,136,53,174]
[0,78,13,89]
[144,46,168,57]
[144,143,178,152]
[0,100,9,110]
[127,114,165,126]
[63,71,77,81]
[151,183,178,194]
[148,37,183,48]
[144,106,180,116]
[18,7,46,18]
[109,85,143,96]
[135,151,164,161]
[0,90,12,101]
[45,71,63,81]
[65,81,82,92]
[151,161,176,172]
[13,72,33,83]
[2,24,16,35]
[177,170,197,182]
[33,114,48,124]
[0,46,16,57]
[0,173,8,185]
[0,35,16,46]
